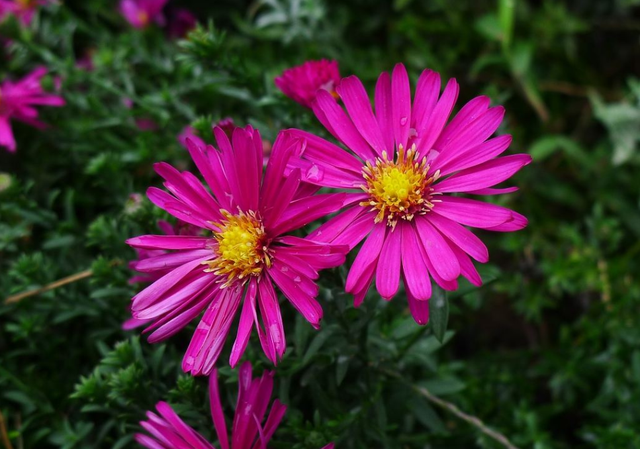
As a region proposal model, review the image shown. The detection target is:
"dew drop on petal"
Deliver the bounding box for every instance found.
[293,276,301,283]
[306,164,324,182]
[400,116,408,126]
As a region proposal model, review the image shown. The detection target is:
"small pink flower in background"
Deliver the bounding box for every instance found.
[166,7,197,39]
[287,63,530,324]
[135,118,158,131]
[275,59,341,108]
[136,362,335,449]
[0,0,53,27]
[217,117,237,138]
[126,125,347,374]
[0,67,65,152]
[178,126,205,149]
[119,0,168,29]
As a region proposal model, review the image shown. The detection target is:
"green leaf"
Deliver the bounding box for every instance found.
[499,0,515,50]
[429,287,449,343]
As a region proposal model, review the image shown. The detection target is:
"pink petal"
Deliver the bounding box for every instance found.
[426,212,489,263]
[400,222,431,300]
[375,227,402,299]
[337,76,386,156]
[415,78,459,156]
[431,196,512,228]
[315,89,377,162]
[391,63,411,150]
[345,223,386,293]
[415,217,460,281]
[229,279,258,367]
[127,235,209,250]
[374,71,395,153]
[209,371,230,449]
[406,285,430,325]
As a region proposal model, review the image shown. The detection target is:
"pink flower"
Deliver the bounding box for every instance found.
[0,67,65,152]
[275,59,341,108]
[217,117,237,139]
[0,0,52,27]
[119,0,168,29]
[287,64,530,324]
[136,362,334,449]
[126,125,347,374]
[178,126,206,150]
[166,7,197,39]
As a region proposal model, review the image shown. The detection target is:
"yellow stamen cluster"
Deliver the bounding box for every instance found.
[360,144,440,228]
[204,210,271,287]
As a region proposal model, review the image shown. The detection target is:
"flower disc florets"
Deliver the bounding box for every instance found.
[360,143,440,228]
[205,210,271,287]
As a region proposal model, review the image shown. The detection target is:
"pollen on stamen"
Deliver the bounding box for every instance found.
[204,210,271,287]
[360,144,438,228]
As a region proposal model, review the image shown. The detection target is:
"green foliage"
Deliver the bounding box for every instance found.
[1,0,640,448]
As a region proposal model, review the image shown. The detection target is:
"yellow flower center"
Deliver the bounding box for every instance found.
[360,144,440,228]
[204,210,271,287]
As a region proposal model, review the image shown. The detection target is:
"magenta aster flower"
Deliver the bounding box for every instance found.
[0,0,52,27]
[166,7,197,39]
[119,0,168,29]
[287,63,531,324]
[0,67,65,152]
[126,125,347,374]
[275,59,341,109]
[136,362,335,449]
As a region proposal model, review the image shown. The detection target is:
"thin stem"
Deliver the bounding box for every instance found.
[0,410,14,449]
[380,368,520,449]
[4,261,122,304]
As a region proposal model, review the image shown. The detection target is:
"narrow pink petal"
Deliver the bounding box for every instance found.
[229,279,258,367]
[406,284,430,325]
[435,154,532,193]
[132,256,210,311]
[331,211,375,248]
[270,193,347,237]
[126,235,209,250]
[337,76,386,155]
[345,223,386,293]
[267,267,323,328]
[182,287,243,375]
[263,168,300,229]
[431,196,512,228]
[306,205,368,246]
[256,276,286,362]
[432,96,490,154]
[401,222,432,300]
[468,186,519,195]
[0,116,16,152]
[437,134,513,176]
[411,69,441,136]
[285,129,363,173]
[315,90,377,162]
[374,71,394,152]
[287,156,362,189]
[432,106,505,169]
[451,243,483,286]
[425,212,488,263]
[375,227,402,299]
[391,63,411,150]
[208,371,230,449]
[415,217,460,281]
[415,78,459,155]
[485,210,528,232]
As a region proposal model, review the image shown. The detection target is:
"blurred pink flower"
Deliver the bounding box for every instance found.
[0,0,52,27]
[136,361,335,449]
[275,59,341,108]
[166,7,197,39]
[119,0,168,29]
[0,66,65,152]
